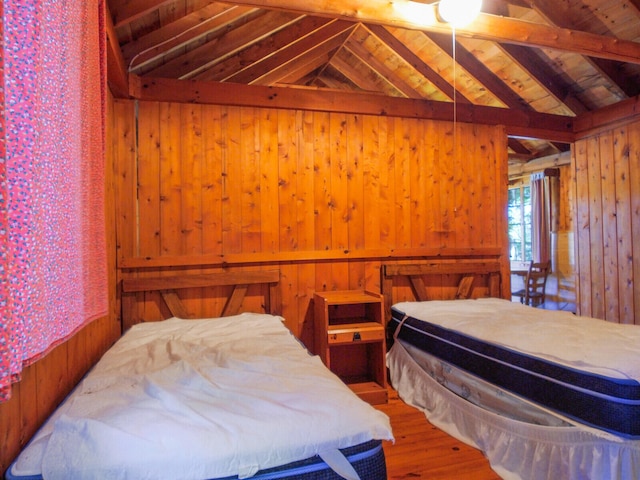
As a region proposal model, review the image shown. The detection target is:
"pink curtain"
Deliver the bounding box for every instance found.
[0,0,107,401]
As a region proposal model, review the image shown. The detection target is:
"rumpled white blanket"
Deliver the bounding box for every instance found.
[394,298,640,381]
[13,313,392,480]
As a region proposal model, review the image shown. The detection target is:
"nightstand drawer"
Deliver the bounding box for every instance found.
[327,322,384,345]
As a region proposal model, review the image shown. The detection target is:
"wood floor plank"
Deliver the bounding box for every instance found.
[375,388,501,480]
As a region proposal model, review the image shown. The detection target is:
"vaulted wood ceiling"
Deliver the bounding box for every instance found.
[106,0,640,164]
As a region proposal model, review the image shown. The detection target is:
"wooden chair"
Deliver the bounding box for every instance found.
[512,260,550,307]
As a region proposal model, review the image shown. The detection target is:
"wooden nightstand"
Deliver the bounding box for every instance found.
[314,290,388,405]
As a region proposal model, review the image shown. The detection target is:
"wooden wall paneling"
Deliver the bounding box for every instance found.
[481,125,498,247]
[379,117,396,248]
[154,102,183,318]
[599,131,620,322]
[362,115,383,294]
[491,125,510,298]
[200,105,225,318]
[363,115,381,251]
[438,121,454,243]
[223,107,242,254]
[278,109,300,329]
[0,374,21,474]
[113,99,139,323]
[135,101,164,321]
[113,100,137,261]
[454,123,470,248]
[613,125,634,324]
[587,136,605,319]
[573,141,590,316]
[137,101,162,259]
[409,117,425,249]
[347,114,366,290]
[298,110,318,343]
[259,108,280,255]
[240,106,261,254]
[180,103,205,315]
[629,121,640,324]
[329,113,350,289]
[422,120,438,247]
[313,111,332,296]
[599,136,616,323]
[395,118,412,249]
[159,102,183,257]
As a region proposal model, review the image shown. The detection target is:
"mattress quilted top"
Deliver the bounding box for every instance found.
[393,298,640,382]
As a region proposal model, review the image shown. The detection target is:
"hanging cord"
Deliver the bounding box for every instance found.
[452,26,457,162]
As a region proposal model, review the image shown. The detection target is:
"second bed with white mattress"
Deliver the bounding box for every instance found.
[387,298,640,479]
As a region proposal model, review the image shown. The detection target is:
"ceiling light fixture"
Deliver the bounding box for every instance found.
[438,0,482,28]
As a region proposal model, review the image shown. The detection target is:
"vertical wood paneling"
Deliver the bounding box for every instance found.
[113,100,137,260]
[613,125,634,324]
[330,113,350,289]
[438,122,454,242]
[224,108,242,253]
[379,117,396,248]
[587,136,605,319]
[298,111,317,341]
[159,102,183,257]
[629,121,640,324]
[259,108,280,254]
[115,100,510,335]
[573,142,590,316]
[574,118,640,324]
[395,118,412,248]
[201,105,224,257]
[347,114,365,289]
[599,132,619,322]
[137,102,161,258]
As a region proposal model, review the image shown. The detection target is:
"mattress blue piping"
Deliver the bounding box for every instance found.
[246,443,383,479]
[5,443,384,480]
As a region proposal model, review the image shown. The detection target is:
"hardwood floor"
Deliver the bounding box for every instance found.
[374,388,501,480]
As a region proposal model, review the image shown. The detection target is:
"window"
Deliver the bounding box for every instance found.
[508,183,532,262]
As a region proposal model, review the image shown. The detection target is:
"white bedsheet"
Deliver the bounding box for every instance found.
[13,313,393,480]
[394,298,640,380]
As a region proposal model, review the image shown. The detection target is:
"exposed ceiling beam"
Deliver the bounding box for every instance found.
[224,0,640,64]
[106,2,129,97]
[130,75,576,142]
[529,0,638,98]
[111,0,175,28]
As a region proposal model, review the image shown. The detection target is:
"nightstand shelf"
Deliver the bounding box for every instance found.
[314,290,388,405]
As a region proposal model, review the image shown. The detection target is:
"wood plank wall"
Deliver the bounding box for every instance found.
[573,118,640,324]
[0,93,121,475]
[114,99,511,345]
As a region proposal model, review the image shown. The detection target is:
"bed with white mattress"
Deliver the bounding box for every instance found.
[7,273,393,480]
[382,262,640,480]
[381,258,640,480]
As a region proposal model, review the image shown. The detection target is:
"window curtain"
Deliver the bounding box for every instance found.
[0,0,107,401]
[530,169,559,264]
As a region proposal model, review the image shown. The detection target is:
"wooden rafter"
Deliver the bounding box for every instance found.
[249,28,355,85]
[366,24,471,103]
[216,19,355,84]
[224,0,640,64]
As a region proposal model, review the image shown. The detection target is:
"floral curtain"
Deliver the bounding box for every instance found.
[0,0,107,401]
